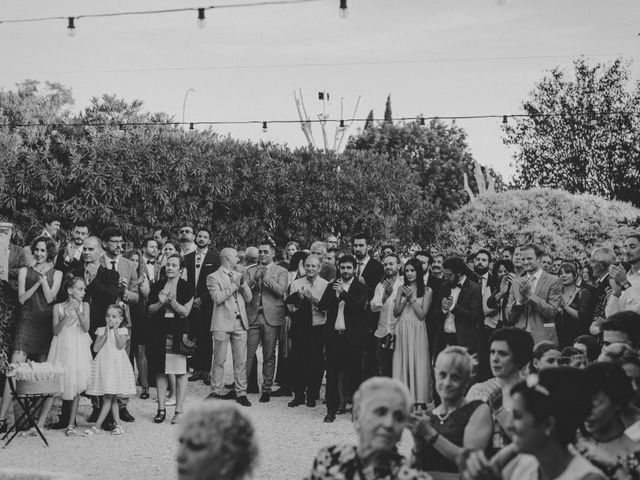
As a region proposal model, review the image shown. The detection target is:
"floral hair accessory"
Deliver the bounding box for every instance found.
[525,374,550,396]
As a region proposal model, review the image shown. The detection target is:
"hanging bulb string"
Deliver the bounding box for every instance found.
[0,110,632,130]
[0,0,326,25]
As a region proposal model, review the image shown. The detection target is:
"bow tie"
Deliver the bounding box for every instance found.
[146,260,155,265]
[454,283,464,289]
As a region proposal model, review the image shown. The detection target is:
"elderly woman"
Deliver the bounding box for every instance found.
[176,401,258,480]
[306,377,432,480]
[410,346,492,474]
[462,367,605,480]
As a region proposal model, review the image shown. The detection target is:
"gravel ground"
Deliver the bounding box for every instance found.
[0,353,414,480]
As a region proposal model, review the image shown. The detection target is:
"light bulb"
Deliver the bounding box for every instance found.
[419,115,425,126]
[262,121,268,133]
[189,122,194,130]
[339,0,348,18]
[339,119,345,128]
[502,115,508,125]
[67,17,76,37]
[197,8,206,29]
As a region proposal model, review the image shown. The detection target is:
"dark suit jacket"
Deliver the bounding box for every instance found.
[183,249,220,306]
[7,244,28,291]
[358,258,384,331]
[433,276,483,354]
[69,264,119,335]
[318,279,368,348]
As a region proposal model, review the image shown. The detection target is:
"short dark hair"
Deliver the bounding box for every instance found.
[326,247,338,255]
[380,244,395,253]
[573,335,602,362]
[602,311,640,347]
[490,327,534,369]
[511,367,591,446]
[141,237,157,249]
[288,251,309,273]
[501,246,514,256]
[100,227,123,242]
[352,233,369,245]
[381,252,400,264]
[442,256,467,275]
[258,240,275,253]
[31,236,58,262]
[584,362,633,410]
[154,227,171,239]
[197,228,211,237]
[72,221,89,230]
[520,244,544,258]
[414,250,432,265]
[338,254,357,268]
[475,249,492,262]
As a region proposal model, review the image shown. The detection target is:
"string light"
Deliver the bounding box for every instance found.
[189,122,194,130]
[419,115,425,126]
[339,119,345,128]
[66,17,76,37]
[502,115,508,125]
[197,8,206,28]
[339,0,348,18]
[262,121,268,132]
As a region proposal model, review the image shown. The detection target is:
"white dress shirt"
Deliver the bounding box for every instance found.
[444,275,466,333]
[606,268,640,317]
[335,278,353,331]
[371,276,403,338]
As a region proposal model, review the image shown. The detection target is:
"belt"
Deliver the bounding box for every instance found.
[335,329,346,335]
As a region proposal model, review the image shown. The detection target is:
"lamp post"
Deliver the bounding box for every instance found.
[182,88,196,127]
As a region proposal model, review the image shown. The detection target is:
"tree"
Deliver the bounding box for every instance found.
[504,57,640,206]
[384,95,392,123]
[434,188,640,259]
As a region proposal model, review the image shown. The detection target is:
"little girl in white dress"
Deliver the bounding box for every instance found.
[85,304,136,435]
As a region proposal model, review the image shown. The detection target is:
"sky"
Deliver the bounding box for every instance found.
[0,0,639,181]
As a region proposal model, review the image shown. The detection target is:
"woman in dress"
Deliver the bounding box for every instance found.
[575,362,640,480]
[392,257,432,408]
[148,253,193,425]
[410,346,492,474]
[556,262,593,347]
[486,259,515,326]
[306,377,431,480]
[462,368,605,480]
[0,236,62,432]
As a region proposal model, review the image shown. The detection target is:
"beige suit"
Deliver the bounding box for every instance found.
[207,266,252,396]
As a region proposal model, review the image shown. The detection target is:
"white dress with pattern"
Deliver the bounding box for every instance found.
[86,327,136,397]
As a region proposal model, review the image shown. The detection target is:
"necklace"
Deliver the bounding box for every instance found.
[435,400,465,424]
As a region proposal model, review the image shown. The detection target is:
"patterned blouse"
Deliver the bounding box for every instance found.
[306,445,432,480]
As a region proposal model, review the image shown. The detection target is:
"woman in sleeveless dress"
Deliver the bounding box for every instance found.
[0,236,62,432]
[392,258,432,407]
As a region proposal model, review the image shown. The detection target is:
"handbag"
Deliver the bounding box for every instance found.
[380,332,396,351]
[179,335,196,357]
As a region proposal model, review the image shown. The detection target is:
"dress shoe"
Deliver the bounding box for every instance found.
[259,392,270,403]
[203,374,211,386]
[119,407,135,423]
[188,371,205,382]
[323,412,336,423]
[236,396,252,407]
[270,387,292,397]
[288,397,305,407]
[306,398,316,408]
[247,385,259,394]
[206,391,236,400]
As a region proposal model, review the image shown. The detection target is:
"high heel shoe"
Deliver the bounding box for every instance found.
[154,408,166,423]
[140,387,150,400]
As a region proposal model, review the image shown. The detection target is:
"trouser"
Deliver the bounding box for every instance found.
[274,319,292,388]
[245,313,281,393]
[325,331,363,413]
[191,306,213,373]
[290,325,325,400]
[375,337,394,378]
[211,329,247,396]
[362,331,378,380]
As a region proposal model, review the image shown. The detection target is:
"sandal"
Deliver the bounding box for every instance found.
[154,408,166,423]
[65,426,85,437]
[140,387,150,400]
[84,426,100,436]
[171,411,183,425]
[111,424,124,435]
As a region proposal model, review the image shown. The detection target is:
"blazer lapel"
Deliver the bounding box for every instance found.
[534,272,547,296]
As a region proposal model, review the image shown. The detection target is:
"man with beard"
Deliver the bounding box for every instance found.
[351,233,384,380]
[551,257,564,276]
[100,227,140,423]
[431,253,445,279]
[369,253,403,377]
[501,246,514,263]
[178,225,196,256]
[55,221,89,275]
[318,255,368,423]
[184,229,220,385]
[153,227,170,266]
[474,249,497,381]
[606,233,640,317]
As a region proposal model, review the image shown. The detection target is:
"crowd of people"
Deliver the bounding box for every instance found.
[1,215,640,479]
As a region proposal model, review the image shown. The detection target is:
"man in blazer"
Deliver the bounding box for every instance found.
[507,244,562,345]
[183,229,220,384]
[244,241,288,402]
[432,256,484,358]
[318,254,368,423]
[351,233,384,380]
[206,248,252,407]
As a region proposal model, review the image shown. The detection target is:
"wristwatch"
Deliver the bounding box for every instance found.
[622,282,632,291]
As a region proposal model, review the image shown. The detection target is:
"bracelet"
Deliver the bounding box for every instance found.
[426,432,440,447]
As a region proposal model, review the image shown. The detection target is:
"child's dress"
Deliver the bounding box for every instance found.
[47,303,93,400]
[86,327,136,397]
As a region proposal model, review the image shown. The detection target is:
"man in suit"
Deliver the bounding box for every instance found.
[178,225,196,257]
[414,250,443,350]
[184,229,220,385]
[351,233,384,380]
[507,243,562,345]
[244,241,287,402]
[432,256,484,357]
[206,248,252,407]
[474,249,498,381]
[606,233,640,318]
[68,236,119,428]
[318,254,368,423]
[54,221,89,275]
[588,246,616,333]
[100,227,140,422]
[153,227,170,267]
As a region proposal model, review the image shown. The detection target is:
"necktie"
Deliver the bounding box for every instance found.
[110,260,116,270]
[228,272,238,299]
[357,262,363,278]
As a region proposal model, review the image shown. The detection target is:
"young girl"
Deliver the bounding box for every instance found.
[46,277,93,436]
[85,305,137,435]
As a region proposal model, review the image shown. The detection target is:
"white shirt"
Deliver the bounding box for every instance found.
[371,276,403,338]
[335,278,353,331]
[105,255,120,271]
[606,267,640,317]
[143,256,156,281]
[516,268,543,305]
[194,248,208,287]
[290,276,329,326]
[444,275,466,333]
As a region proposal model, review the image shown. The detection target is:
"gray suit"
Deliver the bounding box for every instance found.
[207,267,252,396]
[245,262,288,393]
[507,270,561,345]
